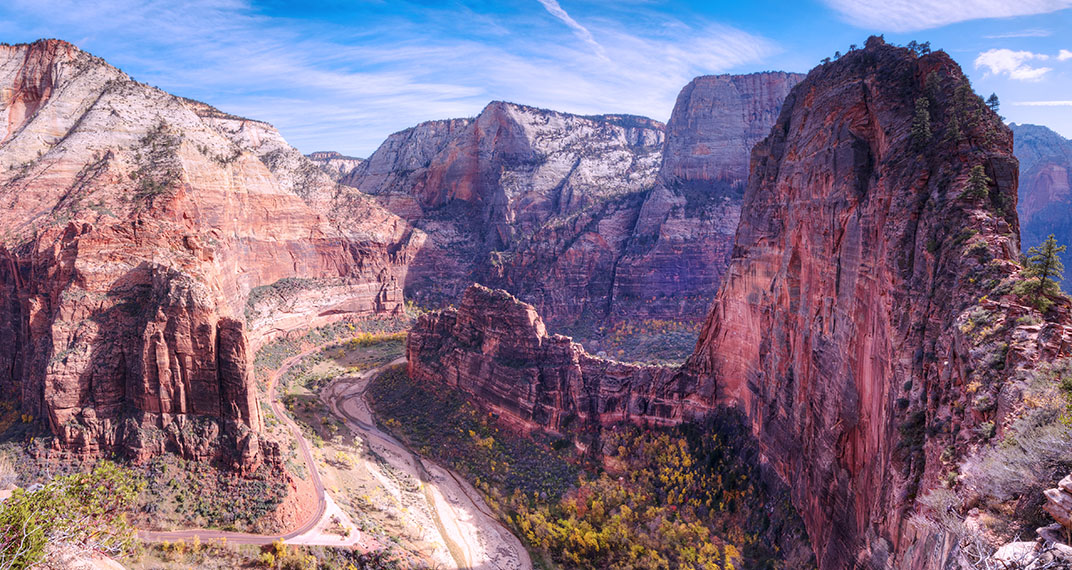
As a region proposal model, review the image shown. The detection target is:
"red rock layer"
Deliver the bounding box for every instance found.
[688,37,1024,568]
[0,40,411,464]
[407,38,1072,569]
[407,285,715,432]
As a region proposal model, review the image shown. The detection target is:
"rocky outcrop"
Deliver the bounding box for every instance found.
[1045,474,1072,529]
[1012,123,1072,286]
[0,40,413,464]
[687,37,1038,568]
[345,77,801,325]
[407,38,1072,569]
[306,151,363,181]
[407,285,713,432]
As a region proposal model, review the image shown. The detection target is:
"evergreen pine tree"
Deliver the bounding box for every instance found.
[985,93,1000,113]
[962,165,990,200]
[912,97,932,149]
[1025,234,1066,298]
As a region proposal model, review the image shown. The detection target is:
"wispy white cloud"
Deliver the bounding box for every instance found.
[1060,49,1072,61]
[1014,100,1072,106]
[0,0,779,156]
[984,28,1053,38]
[823,0,1072,32]
[535,0,609,62]
[975,49,1052,81]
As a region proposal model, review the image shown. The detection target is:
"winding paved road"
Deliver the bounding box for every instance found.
[139,346,328,545]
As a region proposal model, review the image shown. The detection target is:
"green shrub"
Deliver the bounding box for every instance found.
[911,97,932,149]
[0,461,143,568]
[1020,235,1066,310]
[963,407,1072,502]
[130,120,183,203]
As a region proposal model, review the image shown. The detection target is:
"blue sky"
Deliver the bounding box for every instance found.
[1,0,1070,156]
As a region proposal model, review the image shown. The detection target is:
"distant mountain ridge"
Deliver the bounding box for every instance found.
[340,72,804,329]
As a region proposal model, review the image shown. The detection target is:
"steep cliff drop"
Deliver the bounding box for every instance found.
[0,40,412,466]
[688,36,1039,568]
[344,74,802,327]
[408,38,1072,569]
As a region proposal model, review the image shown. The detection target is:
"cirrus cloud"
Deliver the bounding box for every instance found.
[1014,100,1072,106]
[824,0,1072,32]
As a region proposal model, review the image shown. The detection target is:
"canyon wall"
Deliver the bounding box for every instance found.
[408,38,1072,568]
[345,75,802,325]
[609,72,804,320]
[306,150,363,181]
[408,284,715,433]
[0,40,413,463]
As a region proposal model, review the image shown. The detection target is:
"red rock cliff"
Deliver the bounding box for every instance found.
[0,40,413,464]
[407,285,714,432]
[406,38,1072,569]
[688,37,1025,568]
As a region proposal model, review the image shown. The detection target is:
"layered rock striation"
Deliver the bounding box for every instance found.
[345,75,802,325]
[408,38,1072,569]
[0,40,413,464]
[408,285,714,432]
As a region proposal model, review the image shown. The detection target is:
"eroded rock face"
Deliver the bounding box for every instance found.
[689,38,1027,568]
[346,104,666,314]
[407,285,714,432]
[407,39,1072,569]
[345,77,801,325]
[608,72,804,320]
[1012,123,1072,286]
[1044,474,1072,529]
[0,40,412,464]
[306,151,363,181]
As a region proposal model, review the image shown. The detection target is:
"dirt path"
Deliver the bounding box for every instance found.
[138,340,531,570]
[325,360,532,570]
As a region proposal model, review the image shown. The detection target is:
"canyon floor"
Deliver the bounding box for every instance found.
[134,328,532,569]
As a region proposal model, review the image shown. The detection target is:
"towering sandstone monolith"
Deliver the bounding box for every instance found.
[690,36,1029,568]
[0,40,414,465]
[409,37,1072,568]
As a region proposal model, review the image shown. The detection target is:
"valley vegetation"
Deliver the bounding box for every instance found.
[367,367,814,569]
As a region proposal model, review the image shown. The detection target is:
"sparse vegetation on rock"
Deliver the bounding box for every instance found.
[0,461,142,568]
